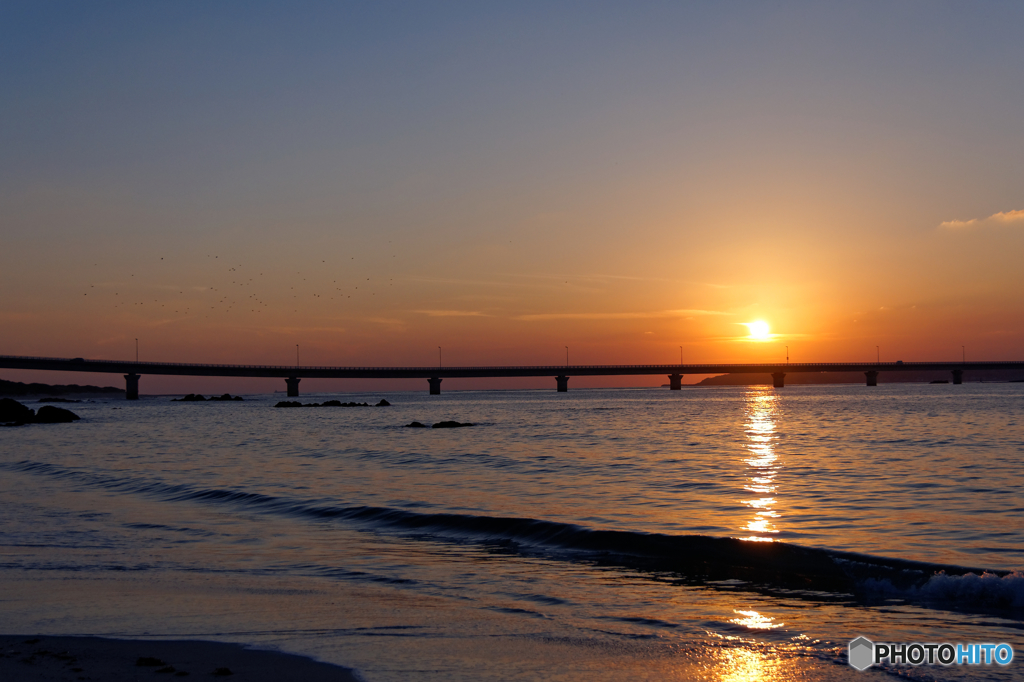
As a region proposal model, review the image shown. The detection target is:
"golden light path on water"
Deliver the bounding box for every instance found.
[700,390,800,682]
[740,388,782,542]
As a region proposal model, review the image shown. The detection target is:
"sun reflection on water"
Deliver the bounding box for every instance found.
[714,647,786,682]
[739,389,782,542]
[730,609,784,630]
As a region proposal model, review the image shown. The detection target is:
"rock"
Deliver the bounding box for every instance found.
[0,398,35,424]
[136,657,166,667]
[376,399,391,406]
[276,400,376,408]
[33,405,81,423]
[405,421,427,428]
[209,393,244,401]
[39,397,81,403]
[431,420,473,428]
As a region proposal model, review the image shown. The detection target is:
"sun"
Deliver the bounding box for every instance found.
[744,320,771,340]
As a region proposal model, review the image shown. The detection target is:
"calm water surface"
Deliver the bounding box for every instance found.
[1,384,1022,681]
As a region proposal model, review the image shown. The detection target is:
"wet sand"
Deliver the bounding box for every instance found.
[0,635,359,681]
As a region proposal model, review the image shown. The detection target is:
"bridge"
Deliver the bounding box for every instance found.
[2,354,1022,399]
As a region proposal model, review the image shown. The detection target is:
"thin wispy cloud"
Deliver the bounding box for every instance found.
[514,309,726,322]
[414,310,489,317]
[506,272,686,284]
[939,209,1024,230]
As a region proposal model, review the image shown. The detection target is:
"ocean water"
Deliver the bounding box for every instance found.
[1,384,1022,681]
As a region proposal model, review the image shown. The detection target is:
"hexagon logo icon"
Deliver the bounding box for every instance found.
[848,636,874,671]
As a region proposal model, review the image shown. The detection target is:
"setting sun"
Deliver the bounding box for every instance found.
[744,321,771,340]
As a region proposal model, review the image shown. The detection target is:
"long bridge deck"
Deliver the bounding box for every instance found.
[3,354,1022,398]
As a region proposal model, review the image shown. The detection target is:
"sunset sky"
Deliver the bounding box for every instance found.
[3,2,1023,392]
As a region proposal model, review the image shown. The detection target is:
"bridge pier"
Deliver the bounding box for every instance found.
[771,372,785,388]
[286,377,301,397]
[556,376,569,392]
[124,373,140,400]
[865,370,878,387]
[952,369,963,385]
[668,373,682,390]
[428,377,442,395]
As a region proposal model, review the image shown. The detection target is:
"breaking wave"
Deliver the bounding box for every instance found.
[5,459,1019,608]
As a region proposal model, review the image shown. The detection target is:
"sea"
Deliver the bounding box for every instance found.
[1,383,1022,681]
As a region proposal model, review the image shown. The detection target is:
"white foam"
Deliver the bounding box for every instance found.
[863,571,1024,609]
[918,571,1024,608]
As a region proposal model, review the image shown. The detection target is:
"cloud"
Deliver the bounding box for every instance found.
[939,209,1024,230]
[514,309,726,321]
[414,310,489,317]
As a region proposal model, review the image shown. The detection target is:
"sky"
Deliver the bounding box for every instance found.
[2,1,1023,393]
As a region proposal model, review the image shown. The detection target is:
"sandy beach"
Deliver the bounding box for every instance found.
[0,636,358,682]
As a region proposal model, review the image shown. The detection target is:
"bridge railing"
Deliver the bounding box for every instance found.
[2,354,1023,372]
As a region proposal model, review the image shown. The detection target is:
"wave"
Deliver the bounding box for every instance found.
[863,570,1024,609]
[5,459,1020,608]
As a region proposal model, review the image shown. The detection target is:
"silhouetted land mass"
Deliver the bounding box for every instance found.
[0,378,122,396]
[0,398,80,425]
[696,370,1024,386]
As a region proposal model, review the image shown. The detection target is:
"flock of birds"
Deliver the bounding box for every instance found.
[83,253,396,318]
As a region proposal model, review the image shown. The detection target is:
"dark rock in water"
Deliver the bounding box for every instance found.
[209,393,244,401]
[136,657,166,667]
[376,399,391,406]
[34,405,81,423]
[276,399,373,408]
[0,398,34,424]
[405,421,427,428]
[929,380,949,384]
[39,397,81,403]
[212,668,233,677]
[431,420,473,428]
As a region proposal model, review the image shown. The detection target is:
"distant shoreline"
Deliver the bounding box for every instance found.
[0,379,123,397]
[693,369,1024,386]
